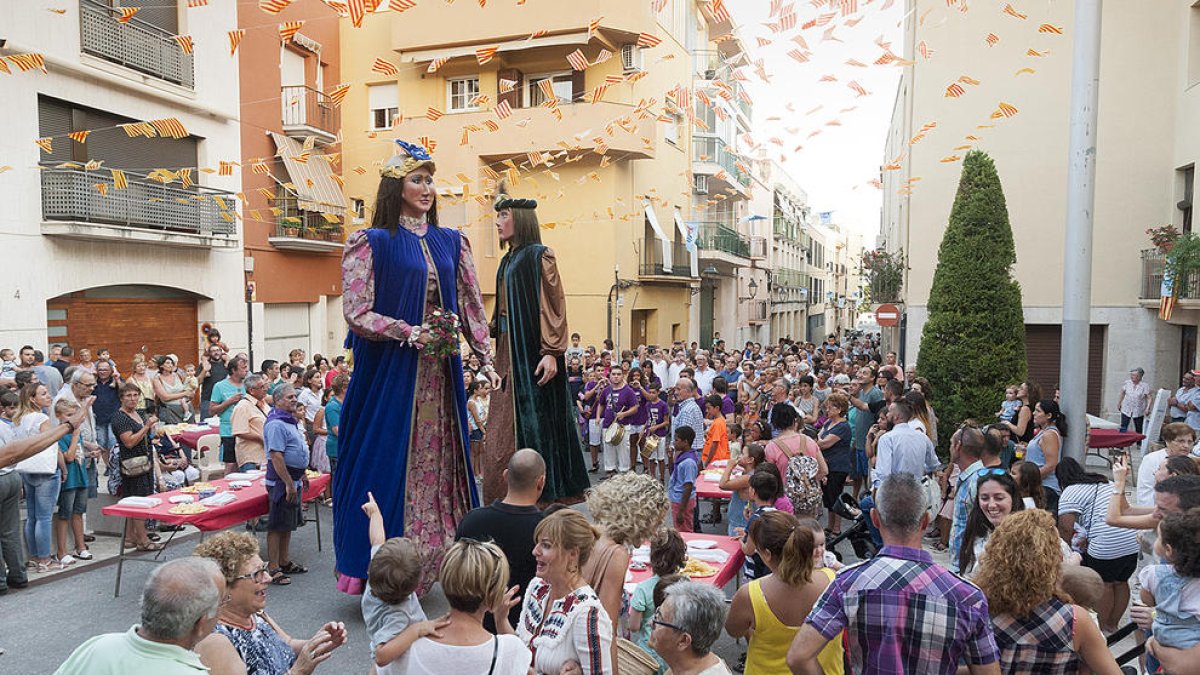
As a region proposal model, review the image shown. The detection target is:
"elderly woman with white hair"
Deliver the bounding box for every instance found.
[1117,367,1151,434]
[650,581,735,674]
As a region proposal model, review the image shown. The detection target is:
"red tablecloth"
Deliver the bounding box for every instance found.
[102,474,330,531]
[627,533,744,590]
[696,470,733,500]
[1089,429,1145,449]
[172,425,219,450]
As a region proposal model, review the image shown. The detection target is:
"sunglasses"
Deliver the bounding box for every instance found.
[977,468,1008,479]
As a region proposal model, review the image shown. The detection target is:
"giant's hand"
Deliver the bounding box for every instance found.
[535,355,558,386]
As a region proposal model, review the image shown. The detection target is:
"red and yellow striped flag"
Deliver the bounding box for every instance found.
[425,107,444,121]
[991,101,1019,118]
[636,32,662,48]
[371,58,399,75]
[218,161,236,176]
[588,16,603,38]
[985,32,999,46]
[388,0,415,11]
[499,78,517,93]
[252,160,270,174]
[566,49,589,71]
[116,7,140,23]
[228,29,246,56]
[847,80,869,97]
[111,169,128,189]
[8,53,47,73]
[172,35,194,54]
[278,21,304,41]
[35,137,53,153]
[68,130,91,143]
[475,45,499,65]
[1002,3,1026,19]
[179,168,194,187]
[709,0,730,22]
[150,118,189,138]
[1038,23,1064,34]
[417,136,436,153]
[0,59,9,76]
[94,183,109,196]
[327,83,350,106]
[187,0,209,7]
[426,58,448,73]
[494,100,512,120]
[348,0,366,27]
[944,82,966,97]
[259,0,293,14]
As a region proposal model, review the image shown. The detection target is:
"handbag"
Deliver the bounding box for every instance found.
[616,638,659,675]
[120,454,151,478]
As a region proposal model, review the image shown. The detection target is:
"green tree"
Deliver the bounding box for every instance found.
[917,150,1026,452]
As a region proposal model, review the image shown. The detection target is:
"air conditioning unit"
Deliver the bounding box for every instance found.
[620,44,644,73]
[693,175,709,194]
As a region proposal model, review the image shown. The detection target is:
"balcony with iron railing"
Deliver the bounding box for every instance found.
[40,165,236,248]
[773,267,808,290]
[79,0,194,88]
[773,215,800,242]
[692,136,749,190]
[695,222,750,259]
[693,50,732,81]
[281,86,340,144]
[1140,247,1200,301]
[640,238,695,279]
[268,195,345,253]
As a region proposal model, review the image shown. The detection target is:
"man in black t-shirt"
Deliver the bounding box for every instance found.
[198,344,228,420]
[455,448,545,632]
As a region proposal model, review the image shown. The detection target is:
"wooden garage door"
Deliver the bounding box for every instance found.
[48,293,199,372]
[1024,324,1106,415]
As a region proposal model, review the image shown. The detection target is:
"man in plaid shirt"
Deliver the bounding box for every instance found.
[787,473,1000,675]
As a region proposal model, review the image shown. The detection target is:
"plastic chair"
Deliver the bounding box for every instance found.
[195,434,222,481]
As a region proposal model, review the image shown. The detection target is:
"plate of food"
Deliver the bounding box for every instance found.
[168,504,207,515]
[305,470,321,479]
[681,558,719,578]
[179,482,216,494]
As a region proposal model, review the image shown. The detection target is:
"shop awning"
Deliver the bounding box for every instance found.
[644,201,672,272]
[401,32,591,65]
[269,132,345,215]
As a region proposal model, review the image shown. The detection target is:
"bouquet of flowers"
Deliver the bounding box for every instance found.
[421,309,461,359]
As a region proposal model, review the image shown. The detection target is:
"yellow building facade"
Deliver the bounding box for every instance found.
[339,0,750,351]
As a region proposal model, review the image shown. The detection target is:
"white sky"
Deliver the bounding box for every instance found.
[728,0,905,247]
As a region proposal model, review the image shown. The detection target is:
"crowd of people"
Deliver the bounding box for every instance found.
[4,326,1200,674]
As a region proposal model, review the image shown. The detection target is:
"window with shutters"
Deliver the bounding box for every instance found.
[1024,324,1107,415]
[37,96,198,172]
[526,73,573,107]
[447,77,481,112]
[367,84,399,131]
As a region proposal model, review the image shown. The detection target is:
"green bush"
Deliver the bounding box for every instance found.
[917,150,1027,453]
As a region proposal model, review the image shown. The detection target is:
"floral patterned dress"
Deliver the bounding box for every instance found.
[341,216,492,593]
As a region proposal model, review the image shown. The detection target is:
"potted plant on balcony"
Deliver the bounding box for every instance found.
[1147,224,1181,253]
[861,248,906,305]
[281,217,301,238]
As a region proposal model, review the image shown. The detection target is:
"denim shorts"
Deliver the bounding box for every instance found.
[56,487,88,519]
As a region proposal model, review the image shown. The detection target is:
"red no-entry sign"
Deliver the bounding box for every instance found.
[876,304,900,327]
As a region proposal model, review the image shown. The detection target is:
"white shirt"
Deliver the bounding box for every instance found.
[652,358,670,388]
[297,387,322,423]
[392,635,531,675]
[872,422,939,490]
[666,362,687,389]
[693,366,717,396]
[14,412,57,474]
[1120,379,1151,417]
[1137,449,1168,506]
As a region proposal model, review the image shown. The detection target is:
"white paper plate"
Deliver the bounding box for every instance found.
[688,539,718,550]
[169,495,195,504]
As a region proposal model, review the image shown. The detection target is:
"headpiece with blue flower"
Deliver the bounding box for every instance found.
[380,139,435,179]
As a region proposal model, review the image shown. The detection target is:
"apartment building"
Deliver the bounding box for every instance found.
[0,0,244,367]
[762,159,811,341]
[237,0,345,365]
[881,0,1181,415]
[338,0,765,351]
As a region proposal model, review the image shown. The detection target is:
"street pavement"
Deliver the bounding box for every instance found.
[3,473,760,674]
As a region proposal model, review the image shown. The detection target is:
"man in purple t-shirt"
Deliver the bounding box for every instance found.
[595,364,638,476]
[642,381,672,482]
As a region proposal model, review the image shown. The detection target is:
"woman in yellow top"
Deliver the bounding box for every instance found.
[724,510,843,675]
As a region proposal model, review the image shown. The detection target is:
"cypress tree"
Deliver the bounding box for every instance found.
[917,150,1026,451]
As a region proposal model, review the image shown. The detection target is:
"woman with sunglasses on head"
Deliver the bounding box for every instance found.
[194,531,347,675]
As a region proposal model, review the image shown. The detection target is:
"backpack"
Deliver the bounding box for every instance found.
[786,454,823,515]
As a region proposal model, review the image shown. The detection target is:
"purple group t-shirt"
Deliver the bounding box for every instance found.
[601,384,639,428]
[579,380,599,418]
[645,399,671,437]
[722,395,735,416]
[628,388,649,426]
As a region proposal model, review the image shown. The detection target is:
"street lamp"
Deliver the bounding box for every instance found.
[747,278,759,299]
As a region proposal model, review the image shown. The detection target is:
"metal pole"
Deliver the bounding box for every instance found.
[1060,0,1103,463]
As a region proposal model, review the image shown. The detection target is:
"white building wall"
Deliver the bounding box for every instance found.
[0,1,245,352]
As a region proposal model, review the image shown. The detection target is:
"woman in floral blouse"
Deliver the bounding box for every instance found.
[332,140,499,596]
[518,510,612,675]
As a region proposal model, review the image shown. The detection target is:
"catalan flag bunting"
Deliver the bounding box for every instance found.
[371,58,399,76]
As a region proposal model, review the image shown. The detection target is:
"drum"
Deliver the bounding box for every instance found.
[604,423,625,446]
[640,434,660,460]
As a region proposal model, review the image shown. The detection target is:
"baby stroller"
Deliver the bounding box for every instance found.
[827,493,877,561]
